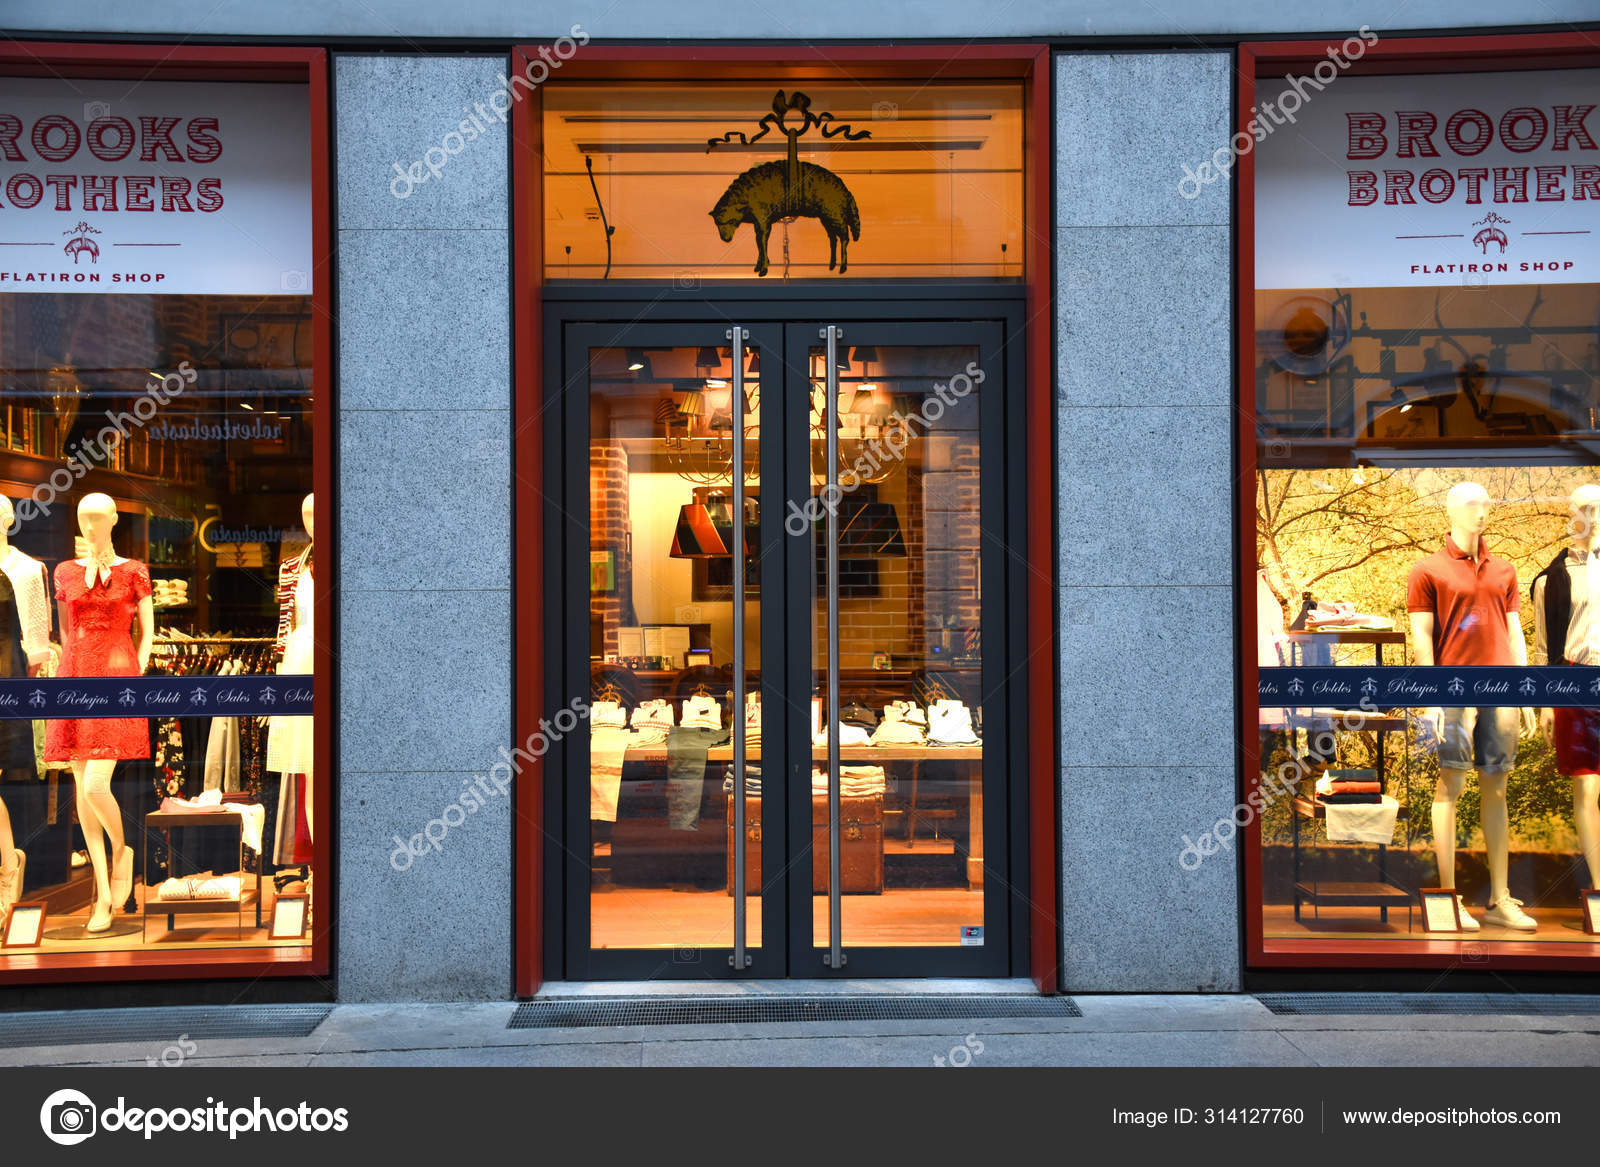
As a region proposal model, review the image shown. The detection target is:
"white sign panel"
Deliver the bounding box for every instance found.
[1256,69,1600,289]
[0,78,312,294]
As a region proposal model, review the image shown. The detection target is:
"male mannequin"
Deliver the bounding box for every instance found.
[268,494,314,903]
[0,496,48,917]
[1530,483,1600,894]
[1408,481,1537,931]
[43,494,153,932]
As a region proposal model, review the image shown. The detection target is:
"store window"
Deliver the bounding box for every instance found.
[1248,49,1600,964]
[0,62,324,971]
[541,81,1023,280]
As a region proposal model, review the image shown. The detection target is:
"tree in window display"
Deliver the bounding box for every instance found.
[43,494,153,933]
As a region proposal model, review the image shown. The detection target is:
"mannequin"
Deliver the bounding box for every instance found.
[1530,483,1600,894]
[1408,481,1536,931]
[43,493,153,933]
[0,496,49,918]
[267,494,314,901]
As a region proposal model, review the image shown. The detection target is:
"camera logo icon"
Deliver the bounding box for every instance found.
[872,101,899,120]
[40,1088,97,1145]
[84,101,112,122]
[280,270,310,292]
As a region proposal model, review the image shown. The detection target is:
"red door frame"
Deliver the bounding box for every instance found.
[1238,30,1600,973]
[511,42,1059,994]
[0,41,333,985]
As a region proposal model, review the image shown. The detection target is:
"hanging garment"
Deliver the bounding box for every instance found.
[589,725,631,822]
[273,771,313,865]
[44,559,152,761]
[665,725,729,830]
[267,564,314,774]
[0,576,36,773]
[203,711,241,793]
[0,545,49,666]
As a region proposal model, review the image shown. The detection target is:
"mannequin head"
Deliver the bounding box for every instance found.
[1444,481,1492,546]
[300,493,314,543]
[1571,484,1600,549]
[77,492,118,550]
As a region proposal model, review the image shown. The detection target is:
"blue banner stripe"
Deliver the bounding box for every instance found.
[0,676,313,719]
[1260,666,1600,708]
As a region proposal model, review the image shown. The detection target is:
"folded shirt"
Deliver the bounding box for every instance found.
[157,875,243,901]
[681,694,723,731]
[813,724,870,747]
[1321,792,1383,804]
[1329,780,1381,794]
[591,700,628,729]
[631,699,674,732]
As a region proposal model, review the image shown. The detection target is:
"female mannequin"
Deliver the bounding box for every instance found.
[0,495,49,918]
[43,493,153,933]
[268,494,314,894]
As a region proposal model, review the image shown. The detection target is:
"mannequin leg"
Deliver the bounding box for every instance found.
[72,761,113,927]
[1432,768,1467,889]
[1573,774,1600,890]
[1480,768,1510,906]
[0,796,14,869]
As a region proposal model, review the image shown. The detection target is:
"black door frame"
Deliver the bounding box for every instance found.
[541,284,1030,981]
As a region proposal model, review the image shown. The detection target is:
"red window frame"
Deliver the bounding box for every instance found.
[0,41,333,986]
[510,42,1059,994]
[1238,30,1600,973]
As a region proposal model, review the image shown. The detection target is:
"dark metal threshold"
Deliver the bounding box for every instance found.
[1257,992,1600,1016]
[511,994,1080,1029]
[0,1004,333,1048]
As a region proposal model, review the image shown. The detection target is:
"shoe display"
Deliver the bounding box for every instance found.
[111,845,134,910]
[1454,896,1481,931]
[1482,894,1538,931]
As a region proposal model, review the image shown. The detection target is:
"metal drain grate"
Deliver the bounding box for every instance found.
[1257,993,1600,1017]
[0,1005,332,1049]
[511,995,1080,1029]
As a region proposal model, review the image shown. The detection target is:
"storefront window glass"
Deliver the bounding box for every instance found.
[0,76,318,960]
[1251,65,1600,954]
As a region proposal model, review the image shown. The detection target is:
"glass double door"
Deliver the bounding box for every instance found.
[561,316,1011,978]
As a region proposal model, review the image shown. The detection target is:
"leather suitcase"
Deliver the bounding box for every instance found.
[726,793,884,895]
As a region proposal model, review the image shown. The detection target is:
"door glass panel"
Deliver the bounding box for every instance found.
[586,342,761,951]
[808,342,985,948]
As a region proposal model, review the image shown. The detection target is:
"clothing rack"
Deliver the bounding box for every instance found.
[154,636,275,644]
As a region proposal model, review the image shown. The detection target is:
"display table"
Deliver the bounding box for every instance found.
[142,808,263,941]
[621,742,985,887]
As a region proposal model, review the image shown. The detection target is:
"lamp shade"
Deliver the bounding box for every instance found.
[669,503,730,558]
[669,504,756,558]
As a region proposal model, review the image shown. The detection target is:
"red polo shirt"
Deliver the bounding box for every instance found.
[1406,536,1521,667]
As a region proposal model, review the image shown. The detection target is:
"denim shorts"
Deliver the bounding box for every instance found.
[1438,706,1519,772]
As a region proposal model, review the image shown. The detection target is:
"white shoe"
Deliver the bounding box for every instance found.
[1454,896,1481,931]
[1482,893,1538,931]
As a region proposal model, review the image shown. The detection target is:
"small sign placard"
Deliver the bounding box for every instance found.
[960,925,984,947]
[269,894,308,940]
[1421,888,1463,933]
[1583,890,1600,936]
[2,903,45,948]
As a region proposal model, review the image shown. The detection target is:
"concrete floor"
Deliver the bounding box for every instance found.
[2,992,1598,1067]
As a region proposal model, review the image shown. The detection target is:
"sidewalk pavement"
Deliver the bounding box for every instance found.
[2,992,1598,1067]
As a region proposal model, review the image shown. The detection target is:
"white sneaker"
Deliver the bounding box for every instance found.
[1454,896,1481,931]
[1482,893,1538,931]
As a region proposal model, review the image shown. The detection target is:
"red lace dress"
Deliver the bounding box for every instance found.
[44,559,152,761]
